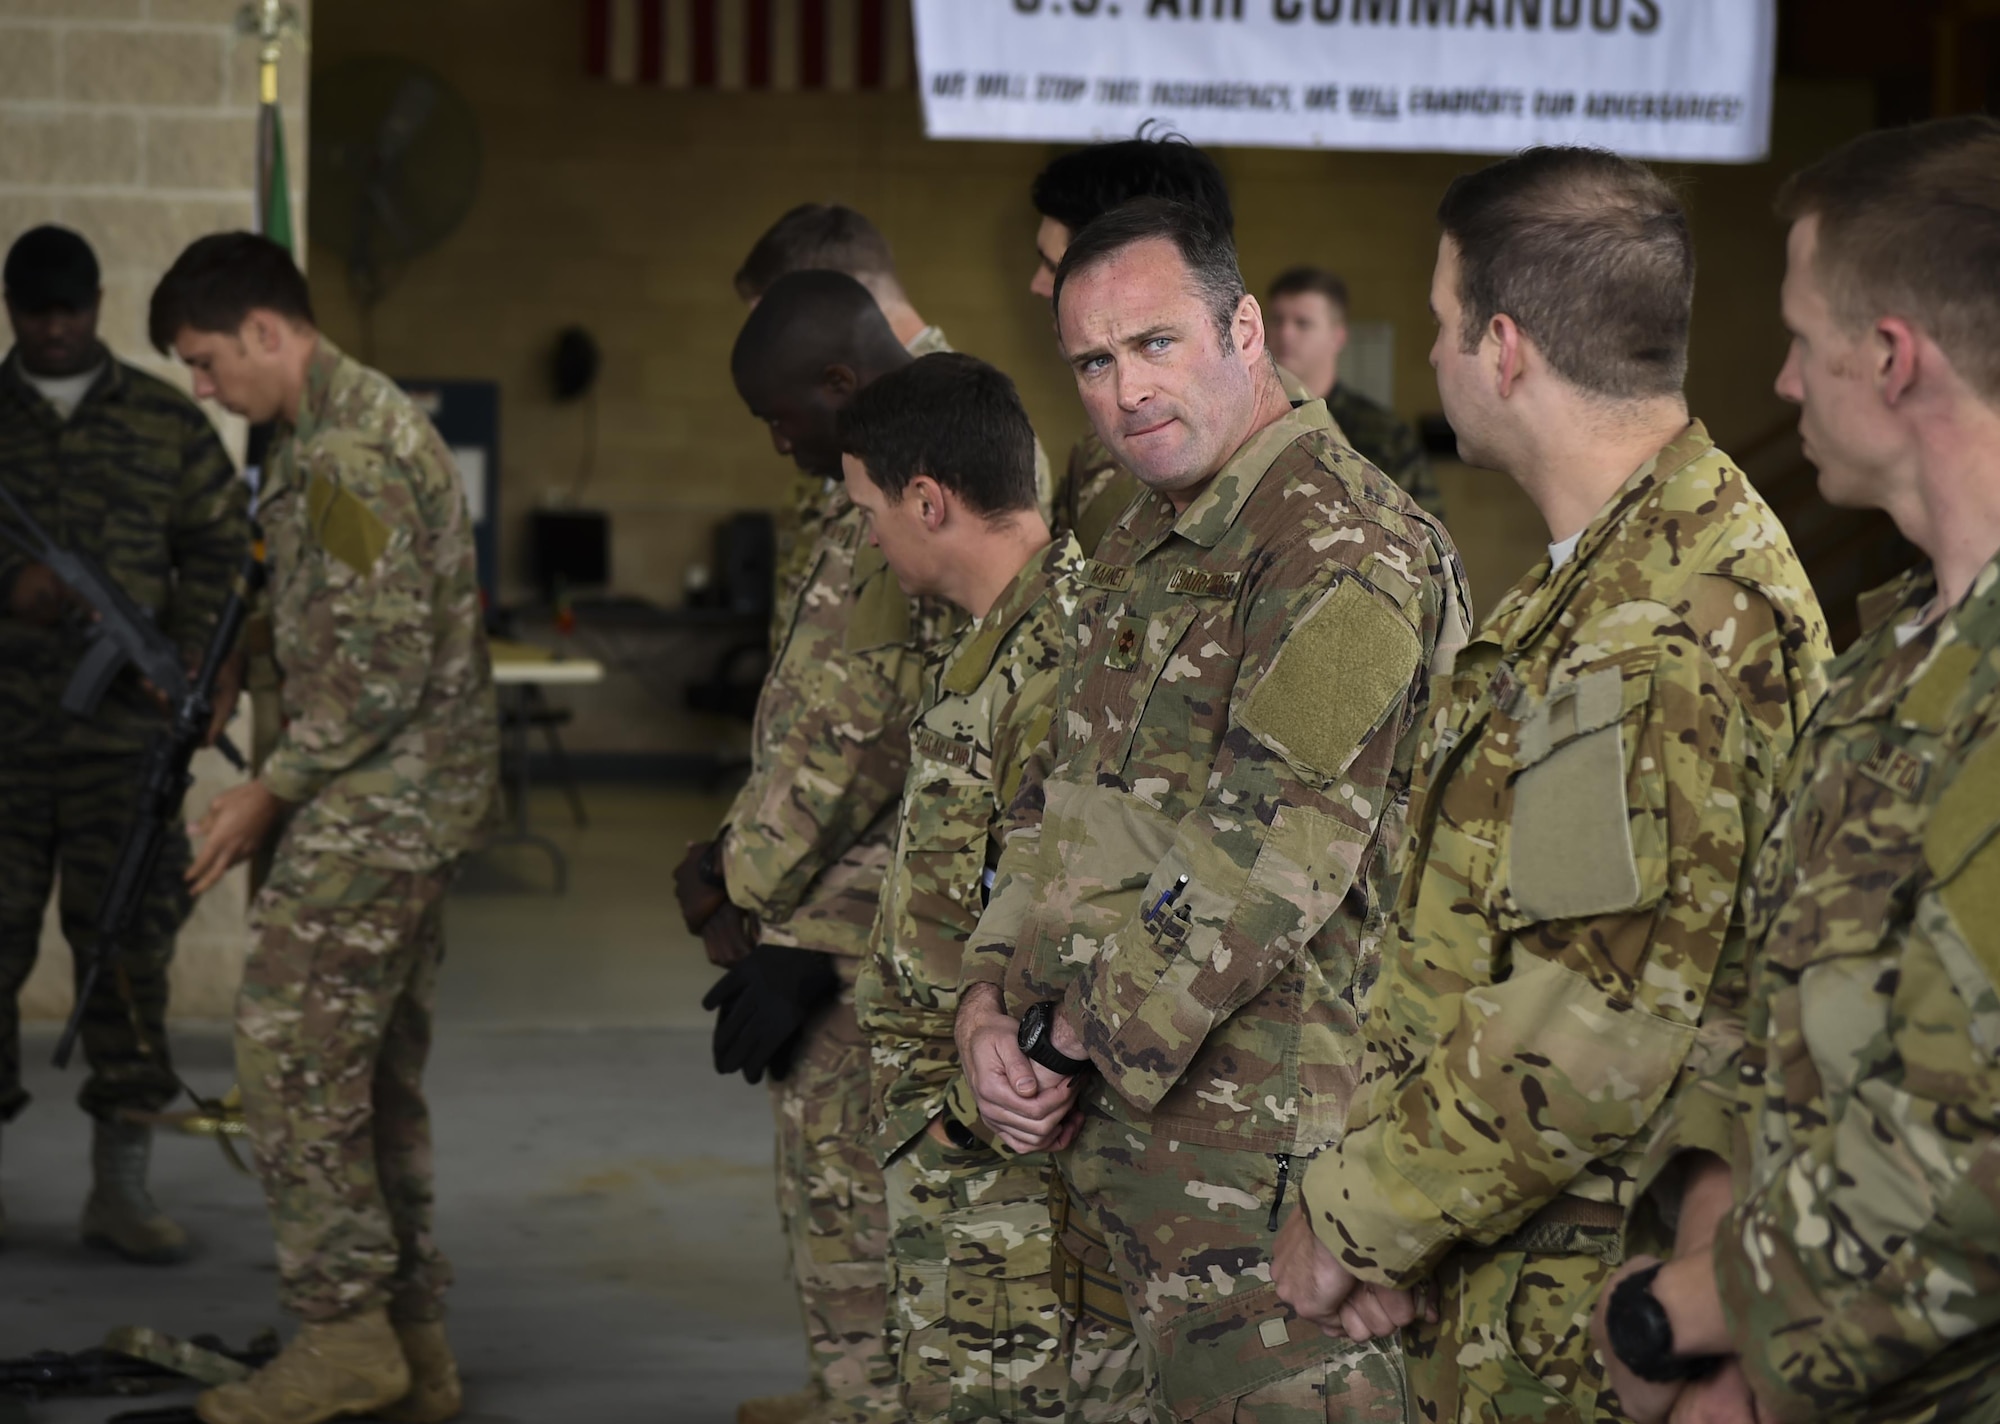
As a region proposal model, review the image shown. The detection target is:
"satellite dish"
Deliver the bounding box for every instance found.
[309,56,481,313]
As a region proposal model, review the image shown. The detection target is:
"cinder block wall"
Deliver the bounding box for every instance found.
[3,0,310,1021]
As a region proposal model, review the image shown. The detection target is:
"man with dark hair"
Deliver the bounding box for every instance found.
[734,203,1053,661]
[837,351,1085,1422]
[682,270,950,1424]
[1266,264,1442,518]
[152,231,498,1424]
[1268,147,1831,1424]
[1026,132,1234,554]
[958,195,1465,1420]
[1593,115,2000,1424]
[0,224,247,1263]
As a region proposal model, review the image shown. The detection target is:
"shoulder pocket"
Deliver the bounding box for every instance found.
[1238,575,1419,785]
[844,542,911,654]
[1924,735,2000,1058]
[1506,664,1660,923]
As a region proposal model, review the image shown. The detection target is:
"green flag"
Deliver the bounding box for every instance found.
[262,103,294,256]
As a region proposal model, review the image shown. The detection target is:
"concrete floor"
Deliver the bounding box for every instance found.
[3,787,812,1424]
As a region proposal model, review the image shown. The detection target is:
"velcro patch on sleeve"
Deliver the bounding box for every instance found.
[1238,577,1419,784]
[304,472,391,576]
[1927,737,2000,1006]
[1508,667,1652,922]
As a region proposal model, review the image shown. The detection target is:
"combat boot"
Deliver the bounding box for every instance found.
[195,1309,410,1424]
[81,1117,190,1263]
[379,1321,462,1423]
[736,1387,823,1424]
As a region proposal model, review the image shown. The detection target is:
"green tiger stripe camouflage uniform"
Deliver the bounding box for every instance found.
[964,397,1466,1423]
[1298,422,1830,1424]
[1634,553,2000,1424]
[722,475,955,1424]
[857,534,1084,1422]
[0,348,247,1127]
[1324,382,1443,522]
[236,338,497,1325]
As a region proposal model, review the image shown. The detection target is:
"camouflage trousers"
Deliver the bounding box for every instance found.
[1406,1247,1632,1424]
[1066,1110,1408,1424]
[881,1126,1068,1422]
[0,746,189,1125]
[235,846,452,1325]
[773,990,898,1424]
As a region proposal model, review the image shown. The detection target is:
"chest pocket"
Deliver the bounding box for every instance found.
[1502,663,1664,925]
[892,730,997,1005]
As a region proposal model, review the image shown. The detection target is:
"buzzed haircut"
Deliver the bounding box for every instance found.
[1269,266,1350,319]
[837,353,1037,518]
[1776,115,2000,403]
[1053,197,1247,348]
[1032,128,1235,236]
[730,268,907,395]
[734,203,899,301]
[1436,146,1692,400]
[149,231,312,353]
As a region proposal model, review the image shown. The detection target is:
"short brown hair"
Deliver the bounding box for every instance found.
[734,203,897,301]
[1268,266,1349,319]
[1053,197,1246,346]
[1776,116,2000,402]
[1436,147,1691,400]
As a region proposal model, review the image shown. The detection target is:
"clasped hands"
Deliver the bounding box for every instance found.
[954,982,1085,1155]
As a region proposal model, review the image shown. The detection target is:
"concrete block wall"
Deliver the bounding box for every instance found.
[4,0,310,1022]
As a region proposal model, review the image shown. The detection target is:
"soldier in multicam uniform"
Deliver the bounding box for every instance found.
[674,270,953,1424]
[1269,149,1831,1424]
[1026,135,1242,557]
[150,233,497,1424]
[0,225,248,1262]
[1591,117,2000,1424]
[960,197,1465,1423]
[733,202,1053,654]
[1265,266,1444,520]
[836,351,1084,1423]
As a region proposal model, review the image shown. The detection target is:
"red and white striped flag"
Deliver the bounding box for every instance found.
[584,0,916,91]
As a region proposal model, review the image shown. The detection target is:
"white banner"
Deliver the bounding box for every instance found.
[913,0,1776,163]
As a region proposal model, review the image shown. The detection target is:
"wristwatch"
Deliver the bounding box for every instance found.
[1017,1000,1090,1078]
[1606,1263,1723,1384]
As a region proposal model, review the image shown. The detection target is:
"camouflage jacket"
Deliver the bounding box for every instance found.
[722,484,954,961]
[1052,432,1140,559]
[259,340,498,873]
[1300,422,1830,1283]
[1643,557,2000,1423]
[0,348,248,753]
[1324,382,1441,522]
[856,535,1084,1160]
[963,398,1467,1155]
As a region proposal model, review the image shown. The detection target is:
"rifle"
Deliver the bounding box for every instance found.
[50,541,267,1069]
[1,1330,272,1397]
[0,480,246,770]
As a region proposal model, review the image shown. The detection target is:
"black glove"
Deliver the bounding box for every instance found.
[674,838,728,934]
[702,944,840,1085]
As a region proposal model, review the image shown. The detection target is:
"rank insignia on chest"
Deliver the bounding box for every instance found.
[1487,665,1522,717]
[1107,615,1147,671]
[1166,568,1242,599]
[1856,736,1929,800]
